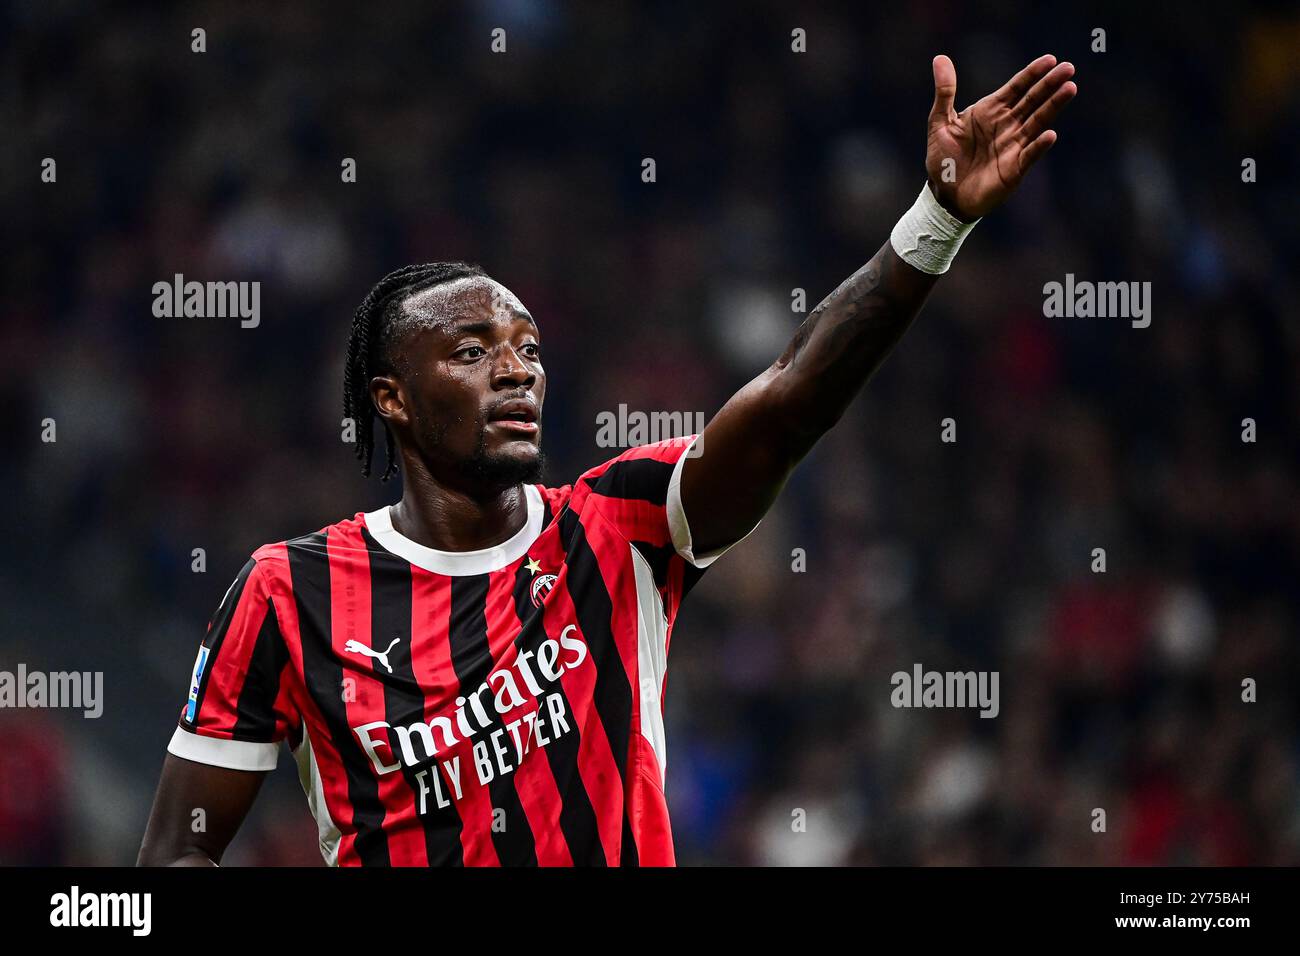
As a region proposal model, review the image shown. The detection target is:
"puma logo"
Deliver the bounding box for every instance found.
[343,637,401,674]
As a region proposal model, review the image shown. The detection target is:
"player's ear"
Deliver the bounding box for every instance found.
[370,374,409,428]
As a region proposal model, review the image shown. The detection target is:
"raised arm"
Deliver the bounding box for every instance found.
[680,54,1076,554]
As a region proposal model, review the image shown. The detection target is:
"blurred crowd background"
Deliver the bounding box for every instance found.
[3,1,1297,865]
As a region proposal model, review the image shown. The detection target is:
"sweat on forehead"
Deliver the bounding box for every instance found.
[391,276,527,336]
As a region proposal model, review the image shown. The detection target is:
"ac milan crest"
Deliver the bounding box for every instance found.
[530,572,558,607]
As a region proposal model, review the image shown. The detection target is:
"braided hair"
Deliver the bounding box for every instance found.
[343,261,488,480]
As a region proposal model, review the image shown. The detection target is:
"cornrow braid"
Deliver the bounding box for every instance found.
[343,261,487,480]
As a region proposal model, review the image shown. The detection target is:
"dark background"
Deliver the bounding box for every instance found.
[2,0,1297,865]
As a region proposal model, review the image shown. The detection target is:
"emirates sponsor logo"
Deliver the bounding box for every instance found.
[352,624,589,812]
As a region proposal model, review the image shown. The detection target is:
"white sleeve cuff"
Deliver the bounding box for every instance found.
[168,726,280,771]
[666,434,762,568]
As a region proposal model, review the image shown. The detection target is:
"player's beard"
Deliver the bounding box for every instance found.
[446,419,545,493]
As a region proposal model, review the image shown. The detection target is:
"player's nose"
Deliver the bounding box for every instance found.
[489,345,536,389]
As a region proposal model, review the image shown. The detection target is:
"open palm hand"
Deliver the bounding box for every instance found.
[926,54,1077,221]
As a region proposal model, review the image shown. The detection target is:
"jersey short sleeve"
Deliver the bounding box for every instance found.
[167,556,299,771]
[577,434,762,576]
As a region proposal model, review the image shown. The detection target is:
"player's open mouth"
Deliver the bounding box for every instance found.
[488,398,540,435]
[489,419,539,435]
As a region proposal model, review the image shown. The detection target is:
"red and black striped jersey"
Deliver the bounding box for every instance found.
[167,435,758,866]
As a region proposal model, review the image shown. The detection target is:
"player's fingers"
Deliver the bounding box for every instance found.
[994,53,1057,105]
[1012,61,1075,120]
[930,54,958,124]
[1018,80,1077,144]
[1018,129,1058,173]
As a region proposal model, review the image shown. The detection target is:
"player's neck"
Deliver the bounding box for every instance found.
[389,468,529,554]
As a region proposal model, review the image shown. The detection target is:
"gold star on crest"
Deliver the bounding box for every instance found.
[525,557,542,575]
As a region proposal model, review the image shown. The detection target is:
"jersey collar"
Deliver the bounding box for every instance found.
[363,484,543,576]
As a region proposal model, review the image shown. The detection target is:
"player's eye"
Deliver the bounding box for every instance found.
[455,345,487,360]
[520,343,541,359]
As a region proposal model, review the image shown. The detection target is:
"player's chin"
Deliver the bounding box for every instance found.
[480,425,543,472]
[474,440,544,486]
[484,420,542,450]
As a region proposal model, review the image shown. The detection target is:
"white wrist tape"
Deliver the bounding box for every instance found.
[889,183,979,275]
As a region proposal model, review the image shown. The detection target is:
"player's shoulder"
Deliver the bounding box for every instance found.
[543,435,699,517]
[244,511,371,582]
[536,482,576,519]
[581,434,698,492]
